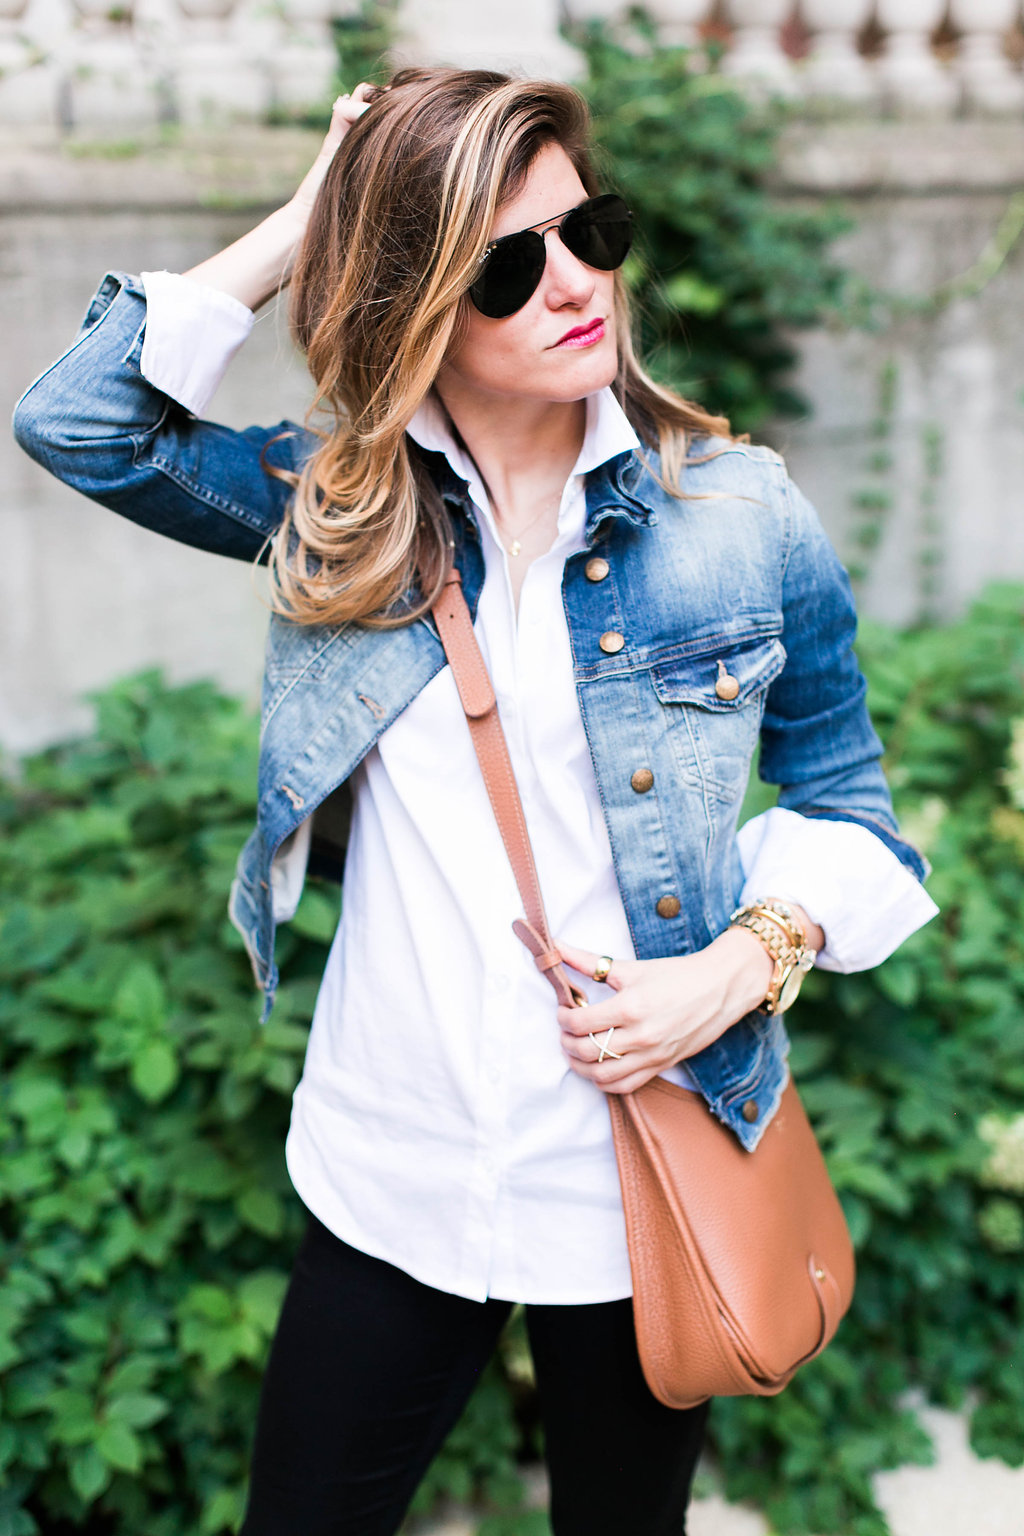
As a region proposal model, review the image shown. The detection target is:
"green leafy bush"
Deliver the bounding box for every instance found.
[0,676,310,1535]
[0,674,531,1536]
[576,23,851,433]
[2,586,1023,1535]
[714,584,1024,1533]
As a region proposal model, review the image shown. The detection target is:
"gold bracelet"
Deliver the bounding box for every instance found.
[729,899,817,1015]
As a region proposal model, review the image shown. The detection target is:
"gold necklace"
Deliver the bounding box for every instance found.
[494,493,561,557]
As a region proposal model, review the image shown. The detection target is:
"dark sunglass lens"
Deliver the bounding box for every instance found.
[562,195,632,272]
[469,231,546,319]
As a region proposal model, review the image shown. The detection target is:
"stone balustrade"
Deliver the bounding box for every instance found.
[1,1,1023,133]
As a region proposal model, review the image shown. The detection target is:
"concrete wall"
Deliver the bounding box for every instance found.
[4,122,1023,752]
[3,132,320,754]
[773,120,1024,629]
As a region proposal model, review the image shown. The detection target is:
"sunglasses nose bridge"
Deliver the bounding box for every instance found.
[541,222,597,296]
[537,214,568,244]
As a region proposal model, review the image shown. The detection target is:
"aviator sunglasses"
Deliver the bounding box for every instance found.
[468,192,633,320]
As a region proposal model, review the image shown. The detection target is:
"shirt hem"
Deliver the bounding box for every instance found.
[287,1152,634,1308]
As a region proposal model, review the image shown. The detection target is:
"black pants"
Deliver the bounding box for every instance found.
[241,1214,709,1536]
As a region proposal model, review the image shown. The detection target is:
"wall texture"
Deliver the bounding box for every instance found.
[773,120,1024,628]
[4,122,1023,751]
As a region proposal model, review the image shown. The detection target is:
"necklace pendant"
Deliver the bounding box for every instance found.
[509,539,522,557]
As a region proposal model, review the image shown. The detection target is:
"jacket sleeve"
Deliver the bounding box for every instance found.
[758,475,927,881]
[11,271,301,563]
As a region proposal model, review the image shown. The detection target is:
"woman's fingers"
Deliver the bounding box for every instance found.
[560,1023,624,1062]
[557,1001,607,1038]
[556,986,633,1037]
[293,83,377,216]
[332,82,374,128]
[560,1032,664,1095]
[556,939,626,989]
[324,86,371,150]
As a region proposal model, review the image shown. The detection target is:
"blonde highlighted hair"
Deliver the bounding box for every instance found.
[271,67,731,629]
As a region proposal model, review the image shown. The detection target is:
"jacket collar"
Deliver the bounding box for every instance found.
[416,444,659,544]
[406,385,649,543]
[582,449,659,542]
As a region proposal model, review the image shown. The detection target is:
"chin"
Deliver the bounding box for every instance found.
[549,351,618,402]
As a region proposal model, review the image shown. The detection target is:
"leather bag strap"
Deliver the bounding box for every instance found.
[431,570,584,1010]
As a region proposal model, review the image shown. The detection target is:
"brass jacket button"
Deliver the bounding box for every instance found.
[656,894,681,919]
[741,1099,760,1123]
[599,631,625,654]
[630,768,654,794]
[585,557,610,582]
[715,663,740,701]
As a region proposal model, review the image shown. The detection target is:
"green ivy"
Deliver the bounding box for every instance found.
[332,0,395,92]
[3,587,1024,1534]
[0,674,528,1534]
[715,584,1024,1532]
[576,22,851,434]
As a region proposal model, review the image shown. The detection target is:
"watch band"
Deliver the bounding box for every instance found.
[729,900,818,1015]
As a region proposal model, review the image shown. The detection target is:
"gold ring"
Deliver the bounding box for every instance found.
[592,955,613,984]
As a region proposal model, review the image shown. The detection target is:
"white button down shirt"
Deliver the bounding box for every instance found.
[139,273,937,1303]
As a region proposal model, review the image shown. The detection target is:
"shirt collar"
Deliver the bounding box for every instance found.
[406,387,640,517]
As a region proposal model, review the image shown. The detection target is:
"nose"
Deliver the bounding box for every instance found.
[542,227,596,309]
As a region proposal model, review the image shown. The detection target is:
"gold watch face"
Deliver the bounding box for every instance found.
[777,964,806,1013]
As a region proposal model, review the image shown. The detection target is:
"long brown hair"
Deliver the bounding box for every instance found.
[271,67,731,629]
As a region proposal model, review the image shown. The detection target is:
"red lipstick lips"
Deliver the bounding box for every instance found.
[554,318,605,349]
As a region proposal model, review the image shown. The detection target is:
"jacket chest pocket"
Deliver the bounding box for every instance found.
[650,636,786,803]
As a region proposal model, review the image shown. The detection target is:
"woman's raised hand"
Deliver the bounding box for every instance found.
[554,932,775,1096]
[290,84,376,223]
[182,83,378,312]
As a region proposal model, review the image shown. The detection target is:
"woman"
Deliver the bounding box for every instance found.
[14,68,936,1536]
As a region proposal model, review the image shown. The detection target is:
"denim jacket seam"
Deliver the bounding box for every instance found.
[716,1052,773,1108]
[778,465,797,586]
[261,633,350,729]
[12,280,130,423]
[258,650,450,831]
[569,678,646,962]
[146,452,279,533]
[121,315,147,376]
[129,398,173,463]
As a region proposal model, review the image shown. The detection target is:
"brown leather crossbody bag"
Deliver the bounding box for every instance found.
[432,570,855,1409]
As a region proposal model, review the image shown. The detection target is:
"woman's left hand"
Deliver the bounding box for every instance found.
[555,930,775,1095]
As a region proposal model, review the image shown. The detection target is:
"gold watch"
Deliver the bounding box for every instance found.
[729,899,817,1015]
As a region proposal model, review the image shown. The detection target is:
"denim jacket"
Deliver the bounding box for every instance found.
[13,272,926,1151]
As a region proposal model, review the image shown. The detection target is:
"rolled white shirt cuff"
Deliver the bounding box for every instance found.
[736,805,938,973]
[140,270,255,416]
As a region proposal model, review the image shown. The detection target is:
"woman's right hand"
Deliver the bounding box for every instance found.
[181,83,379,311]
[289,83,376,225]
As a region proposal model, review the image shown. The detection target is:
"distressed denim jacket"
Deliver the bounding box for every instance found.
[13,272,926,1151]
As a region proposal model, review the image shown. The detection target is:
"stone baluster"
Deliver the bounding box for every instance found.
[172,0,267,124]
[63,0,163,128]
[801,0,876,104]
[562,0,626,25]
[722,0,797,96]
[0,0,59,125]
[875,0,957,114]
[646,0,710,50]
[395,0,580,80]
[272,0,342,118]
[949,0,1024,114]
